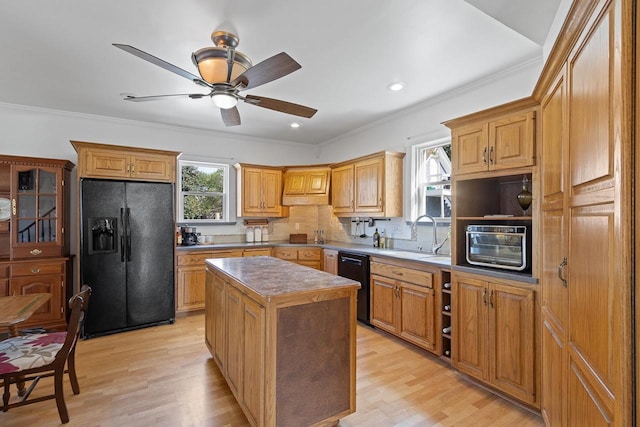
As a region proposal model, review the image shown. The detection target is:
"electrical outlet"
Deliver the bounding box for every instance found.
[295,223,300,230]
[393,226,401,233]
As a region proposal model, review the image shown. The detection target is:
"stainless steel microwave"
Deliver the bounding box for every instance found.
[465,225,529,271]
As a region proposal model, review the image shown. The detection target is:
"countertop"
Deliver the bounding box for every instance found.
[184,240,537,284]
[206,256,360,298]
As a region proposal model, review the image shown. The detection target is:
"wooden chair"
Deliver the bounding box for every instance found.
[0,285,92,424]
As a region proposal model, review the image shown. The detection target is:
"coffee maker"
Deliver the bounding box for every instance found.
[181,226,198,246]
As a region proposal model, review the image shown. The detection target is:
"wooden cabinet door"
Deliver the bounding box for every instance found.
[370,275,397,333]
[242,168,264,214]
[84,148,130,178]
[354,157,383,213]
[305,170,329,194]
[323,249,338,275]
[488,111,535,171]
[453,276,487,381]
[399,282,435,351]
[11,165,65,258]
[242,296,265,427]
[540,66,569,426]
[212,275,226,370]
[129,154,175,182]
[261,169,281,214]
[331,164,354,213]
[452,123,488,175]
[205,271,214,353]
[225,285,244,399]
[9,273,63,326]
[488,283,535,404]
[282,171,306,195]
[176,266,206,311]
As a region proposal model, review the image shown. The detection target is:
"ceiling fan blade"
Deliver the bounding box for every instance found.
[244,95,317,118]
[230,52,301,90]
[113,44,210,87]
[123,93,208,102]
[221,106,241,126]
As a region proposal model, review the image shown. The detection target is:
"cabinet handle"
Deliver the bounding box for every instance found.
[489,146,494,164]
[557,257,568,287]
[482,288,487,305]
[489,289,494,308]
[482,147,487,164]
[12,198,16,215]
[30,248,42,256]
[379,197,382,208]
[131,164,135,173]
[392,270,404,276]
[351,199,354,209]
[30,267,41,273]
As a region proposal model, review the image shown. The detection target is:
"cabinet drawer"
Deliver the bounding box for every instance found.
[178,250,243,265]
[370,262,433,288]
[273,247,298,260]
[298,249,321,261]
[11,261,64,276]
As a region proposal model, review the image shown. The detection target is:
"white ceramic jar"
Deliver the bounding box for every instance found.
[254,226,262,242]
[246,226,254,242]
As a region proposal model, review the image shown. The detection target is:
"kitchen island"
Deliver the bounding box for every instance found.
[205,256,360,427]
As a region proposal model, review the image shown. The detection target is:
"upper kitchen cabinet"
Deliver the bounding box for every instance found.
[71,140,179,183]
[235,164,288,217]
[282,166,331,205]
[330,151,405,217]
[0,155,74,260]
[445,100,537,178]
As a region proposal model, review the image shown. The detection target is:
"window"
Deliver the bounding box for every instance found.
[411,137,452,220]
[178,160,231,223]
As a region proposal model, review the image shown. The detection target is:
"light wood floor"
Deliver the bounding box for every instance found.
[0,314,543,426]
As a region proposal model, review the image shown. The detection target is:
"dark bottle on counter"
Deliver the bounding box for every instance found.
[373,228,380,247]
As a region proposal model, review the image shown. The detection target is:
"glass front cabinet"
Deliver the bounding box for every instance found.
[0,155,74,330]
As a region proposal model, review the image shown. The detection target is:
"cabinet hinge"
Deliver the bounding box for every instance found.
[61,306,64,314]
[61,227,65,235]
[61,179,65,187]
[61,280,64,288]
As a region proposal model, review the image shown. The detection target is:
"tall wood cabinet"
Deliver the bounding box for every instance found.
[0,155,74,331]
[535,0,633,425]
[330,151,405,217]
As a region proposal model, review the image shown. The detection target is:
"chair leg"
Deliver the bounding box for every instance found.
[54,367,69,423]
[2,377,10,412]
[68,346,80,395]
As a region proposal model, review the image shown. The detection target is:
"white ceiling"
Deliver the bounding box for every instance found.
[0,0,561,145]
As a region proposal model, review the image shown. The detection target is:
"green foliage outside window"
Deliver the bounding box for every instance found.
[181,164,226,220]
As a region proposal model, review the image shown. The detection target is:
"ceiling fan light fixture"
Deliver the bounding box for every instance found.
[192,47,252,84]
[212,93,238,109]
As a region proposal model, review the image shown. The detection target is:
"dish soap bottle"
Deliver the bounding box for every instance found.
[373,228,380,247]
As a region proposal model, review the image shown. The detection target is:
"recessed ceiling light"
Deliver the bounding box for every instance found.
[387,82,405,92]
[289,122,301,128]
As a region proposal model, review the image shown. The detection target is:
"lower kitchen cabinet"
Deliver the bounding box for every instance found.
[0,258,70,330]
[323,249,338,275]
[452,271,536,406]
[370,258,437,353]
[272,246,322,269]
[176,249,243,313]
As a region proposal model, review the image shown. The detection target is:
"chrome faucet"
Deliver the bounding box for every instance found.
[410,214,449,254]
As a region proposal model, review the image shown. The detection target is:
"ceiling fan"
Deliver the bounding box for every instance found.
[113,30,317,126]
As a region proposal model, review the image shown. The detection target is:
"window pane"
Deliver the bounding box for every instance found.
[181,164,224,192]
[183,194,224,220]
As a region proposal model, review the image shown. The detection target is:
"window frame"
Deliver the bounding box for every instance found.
[177,159,235,224]
[409,136,452,222]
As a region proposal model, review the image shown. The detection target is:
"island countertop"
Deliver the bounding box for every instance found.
[205,255,359,427]
[206,256,360,301]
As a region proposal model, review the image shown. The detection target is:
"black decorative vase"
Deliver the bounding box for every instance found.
[517,176,532,215]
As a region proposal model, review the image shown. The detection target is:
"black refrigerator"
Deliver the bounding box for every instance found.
[80,179,175,338]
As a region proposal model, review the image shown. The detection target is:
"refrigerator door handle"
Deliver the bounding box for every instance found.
[125,207,132,262]
[120,208,125,262]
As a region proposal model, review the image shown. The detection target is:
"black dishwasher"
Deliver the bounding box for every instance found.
[338,252,370,325]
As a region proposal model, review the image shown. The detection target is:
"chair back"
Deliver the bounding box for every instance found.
[57,285,91,361]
